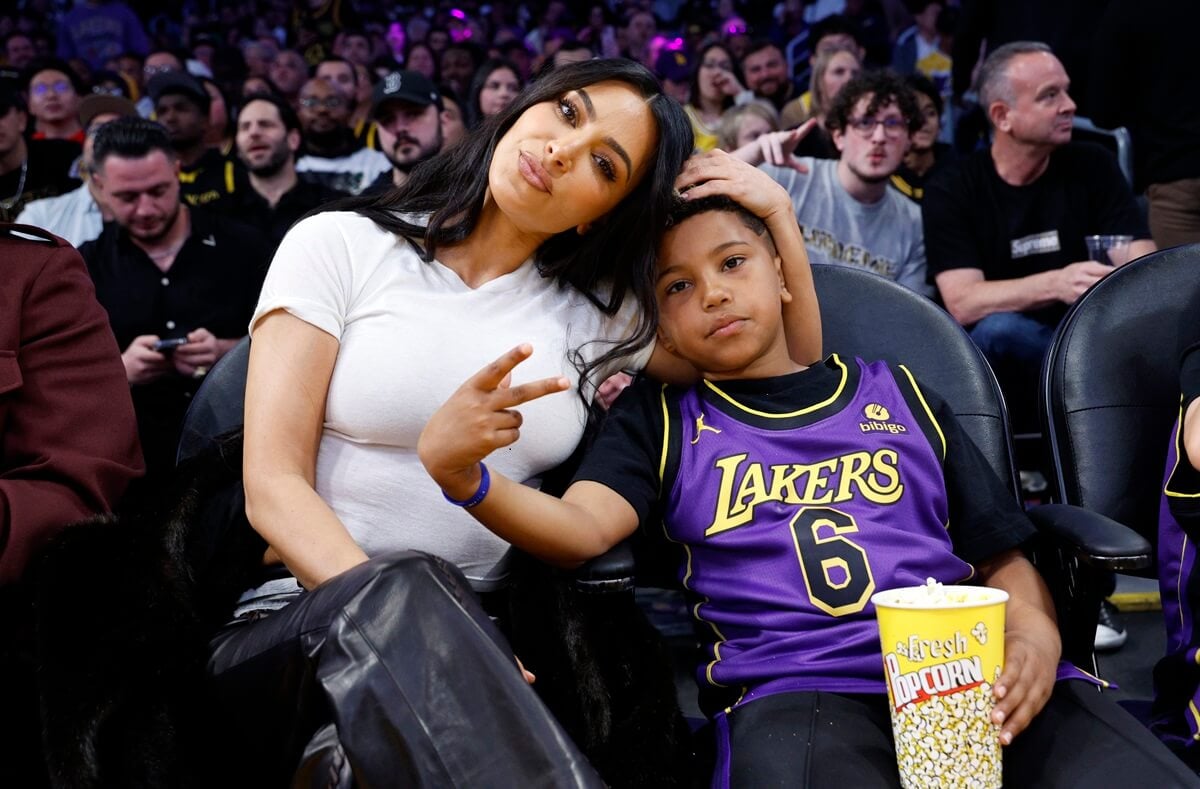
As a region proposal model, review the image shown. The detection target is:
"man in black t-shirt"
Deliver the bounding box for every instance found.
[923,41,1153,432]
[148,71,249,214]
[924,42,1155,654]
[233,93,343,250]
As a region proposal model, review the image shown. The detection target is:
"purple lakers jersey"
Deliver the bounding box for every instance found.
[1153,412,1200,751]
[660,356,974,710]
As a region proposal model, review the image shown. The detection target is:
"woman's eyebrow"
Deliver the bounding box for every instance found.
[576,87,634,182]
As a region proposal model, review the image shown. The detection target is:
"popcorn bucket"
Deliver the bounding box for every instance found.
[872,583,1008,789]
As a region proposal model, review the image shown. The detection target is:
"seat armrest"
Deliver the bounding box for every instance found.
[1025,503,1152,571]
[572,540,635,593]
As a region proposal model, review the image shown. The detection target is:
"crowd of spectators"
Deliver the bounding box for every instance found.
[2,0,1199,781]
[0,0,1188,630]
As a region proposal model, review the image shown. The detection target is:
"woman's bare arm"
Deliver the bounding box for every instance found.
[243,310,368,589]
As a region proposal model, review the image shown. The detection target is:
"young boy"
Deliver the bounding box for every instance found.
[419,166,1197,786]
[1152,310,1200,767]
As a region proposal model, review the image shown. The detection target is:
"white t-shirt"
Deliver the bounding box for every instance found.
[252,211,653,589]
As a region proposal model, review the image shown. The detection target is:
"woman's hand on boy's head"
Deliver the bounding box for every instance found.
[675,149,794,223]
[417,344,570,498]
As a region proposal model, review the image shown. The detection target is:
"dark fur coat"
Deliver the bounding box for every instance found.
[33,435,694,787]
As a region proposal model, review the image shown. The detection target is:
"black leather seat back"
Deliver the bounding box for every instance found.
[1042,245,1200,543]
[813,264,1019,497]
[176,336,250,465]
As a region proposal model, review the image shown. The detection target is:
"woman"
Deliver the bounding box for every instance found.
[404,40,438,81]
[199,77,233,154]
[684,42,748,153]
[467,57,523,128]
[781,42,861,159]
[578,4,618,57]
[215,59,819,784]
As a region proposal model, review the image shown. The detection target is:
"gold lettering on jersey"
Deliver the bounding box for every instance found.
[868,449,903,503]
[711,454,753,534]
[834,451,872,502]
[707,450,905,536]
[184,190,222,206]
[732,462,769,521]
[766,463,806,502]
[800,457,838,504]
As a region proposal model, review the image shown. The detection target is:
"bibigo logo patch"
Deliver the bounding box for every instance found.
[860,403,906,434]
[864,403,890,421]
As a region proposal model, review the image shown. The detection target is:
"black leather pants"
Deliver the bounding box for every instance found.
[207,551,602,788]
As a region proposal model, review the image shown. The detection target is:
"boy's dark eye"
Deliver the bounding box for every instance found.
[722,256,746,271]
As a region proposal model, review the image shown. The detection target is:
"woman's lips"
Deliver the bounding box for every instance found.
[518,151,552,194]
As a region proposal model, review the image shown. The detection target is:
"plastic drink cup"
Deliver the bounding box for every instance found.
[1084,234,1134,267]
[872,583,1008,789]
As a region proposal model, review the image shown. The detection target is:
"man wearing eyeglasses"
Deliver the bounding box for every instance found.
[294,77,390,195]
[745,70,931,296]
[24,58,85,143]
[134,50,182,117]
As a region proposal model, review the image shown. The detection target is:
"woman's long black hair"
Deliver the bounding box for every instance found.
[325,58,693,396]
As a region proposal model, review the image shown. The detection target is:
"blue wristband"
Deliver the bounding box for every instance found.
[442,463,490,508]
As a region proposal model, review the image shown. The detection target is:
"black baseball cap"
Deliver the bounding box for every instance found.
[372,70,442,117]
[147,71,211,112]
[654,49,693,84]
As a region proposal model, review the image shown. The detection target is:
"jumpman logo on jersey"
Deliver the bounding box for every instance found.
[691,413,723,444]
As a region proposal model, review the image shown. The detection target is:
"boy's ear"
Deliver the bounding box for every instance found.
[656,324,677,355]
[775,254,793,304]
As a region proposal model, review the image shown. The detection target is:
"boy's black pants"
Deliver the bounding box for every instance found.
[712,682,1200,787]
